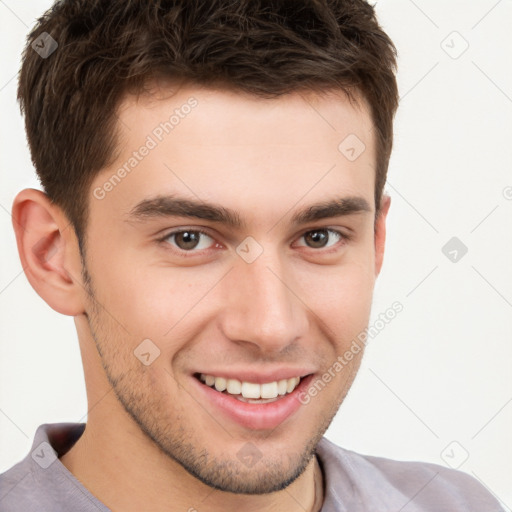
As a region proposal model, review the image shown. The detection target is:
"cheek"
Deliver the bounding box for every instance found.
[296,258,375,332]
[88,227,376,345]
[88,253,222,341]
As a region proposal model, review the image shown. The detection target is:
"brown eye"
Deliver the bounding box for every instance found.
[174,231,201,250]
[304,230,329,248]
[164,229,215,252]
[298,229,345,250]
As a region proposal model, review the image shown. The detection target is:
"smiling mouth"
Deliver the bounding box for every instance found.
[194,373,307,404]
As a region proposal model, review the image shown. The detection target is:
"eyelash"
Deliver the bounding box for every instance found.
[157,227,350,257]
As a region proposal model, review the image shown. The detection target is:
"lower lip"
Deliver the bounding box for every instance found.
[191,374,315,430]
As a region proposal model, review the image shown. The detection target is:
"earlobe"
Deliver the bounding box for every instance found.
[374,194,391,277]
[11,188,86,316]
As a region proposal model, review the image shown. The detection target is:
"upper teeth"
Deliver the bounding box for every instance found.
[200,374,301,399]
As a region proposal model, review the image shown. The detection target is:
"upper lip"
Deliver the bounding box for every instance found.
[193,368,315,384]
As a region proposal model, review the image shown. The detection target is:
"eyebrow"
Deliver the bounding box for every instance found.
[126,194,371,229]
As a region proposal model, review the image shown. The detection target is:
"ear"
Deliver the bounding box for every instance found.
[11,188,86,316]
[374,194,391,277]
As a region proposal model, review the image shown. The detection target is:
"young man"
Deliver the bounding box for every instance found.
[0,1,504,511]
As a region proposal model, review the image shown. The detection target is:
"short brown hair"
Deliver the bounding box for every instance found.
[17,0,398,249]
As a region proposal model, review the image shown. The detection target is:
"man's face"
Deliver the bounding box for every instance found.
[81,84,382,493]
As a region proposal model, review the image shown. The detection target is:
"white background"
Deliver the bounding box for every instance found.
[1,0,511,508]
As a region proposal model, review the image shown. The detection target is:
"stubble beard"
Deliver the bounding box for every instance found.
[81,262,355,495]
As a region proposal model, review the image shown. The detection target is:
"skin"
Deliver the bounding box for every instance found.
[12,83,390,512]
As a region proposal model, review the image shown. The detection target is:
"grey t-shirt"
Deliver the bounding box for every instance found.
[0,423,504,511]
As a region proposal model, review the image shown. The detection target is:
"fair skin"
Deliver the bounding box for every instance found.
[12,84,390,512]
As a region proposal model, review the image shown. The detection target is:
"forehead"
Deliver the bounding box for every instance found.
[91,84,376,225]
[120,82,373,149]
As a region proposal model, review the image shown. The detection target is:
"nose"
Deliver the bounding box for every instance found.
[219,250,309,354]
